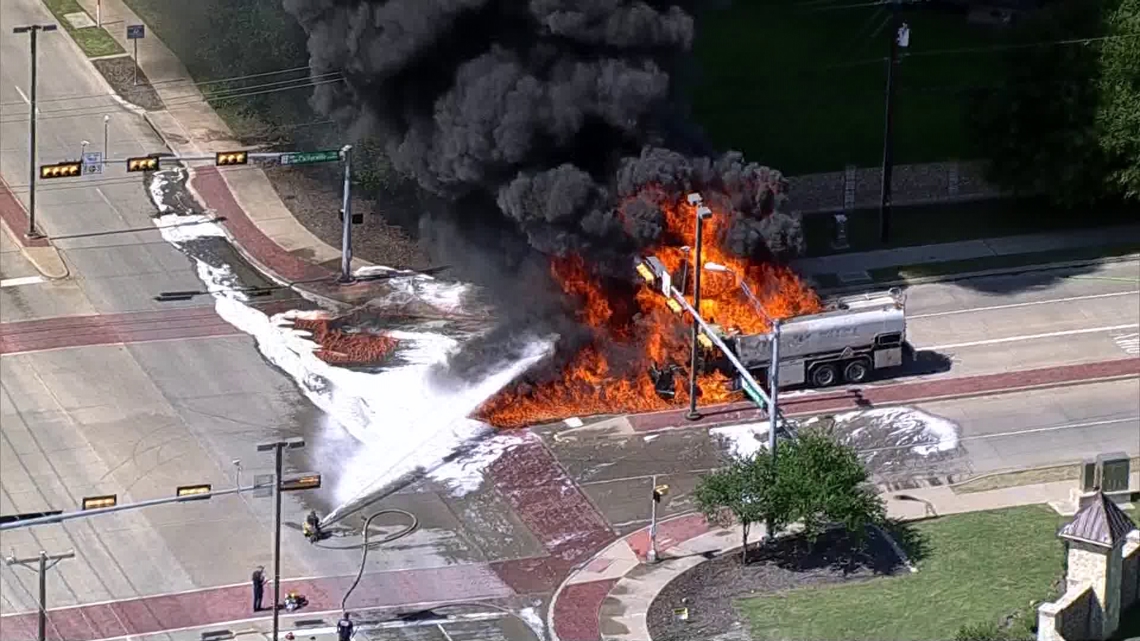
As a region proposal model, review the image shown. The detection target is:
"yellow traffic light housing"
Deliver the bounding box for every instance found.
[279,472,321,492]
[635,262,655,283]
[665,298,683,314]
[126,156,160,172]
[82,494,117,510]
[697,331,714,350]
[39,162,82,179]
[176,484,211,499]
[215,151,249,166]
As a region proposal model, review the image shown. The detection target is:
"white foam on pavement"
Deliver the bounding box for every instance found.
[710,422,771,458]
[832,406,960,456]
[147,170,555,511]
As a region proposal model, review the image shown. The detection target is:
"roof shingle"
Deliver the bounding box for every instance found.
[1058,492,1138,548]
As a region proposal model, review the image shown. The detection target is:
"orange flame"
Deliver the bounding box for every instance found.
[477,187,821,428]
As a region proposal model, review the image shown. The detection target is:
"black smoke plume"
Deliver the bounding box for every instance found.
[282,0,804,376]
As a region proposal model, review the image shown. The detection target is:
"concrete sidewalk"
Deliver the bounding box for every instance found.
[794,224,1140,276]
[548,475,1139,641]
[73,0,366,290]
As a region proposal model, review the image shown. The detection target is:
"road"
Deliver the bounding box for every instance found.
[0,0,1137,636]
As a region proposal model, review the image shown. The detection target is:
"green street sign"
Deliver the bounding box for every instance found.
[741,379,768,409]
[279,150,340,166]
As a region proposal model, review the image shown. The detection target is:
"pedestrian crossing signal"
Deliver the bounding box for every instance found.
[39,162,82,179]
[215,151,248,166]
[126,156,160,172]
[338,209,363,225]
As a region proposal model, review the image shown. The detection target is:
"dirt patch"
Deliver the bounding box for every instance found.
[262,165,430,270]
[91,57,163,111]
[647,527,904,641]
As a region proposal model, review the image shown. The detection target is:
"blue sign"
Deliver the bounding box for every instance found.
[126,24,145,39]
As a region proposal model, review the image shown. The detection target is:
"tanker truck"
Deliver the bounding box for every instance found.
[708,288,909,390]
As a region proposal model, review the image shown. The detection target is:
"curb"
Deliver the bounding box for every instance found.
[817,252,1140,295]
[0,180,69,281]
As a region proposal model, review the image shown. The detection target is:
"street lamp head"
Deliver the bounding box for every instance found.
[103,115,110,122]
[42,25,58,32]
[696,205,713,220]
[686,193,703,206]
[286,436,306,449]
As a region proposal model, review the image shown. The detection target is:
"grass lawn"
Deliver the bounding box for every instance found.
[690,2,1011,174]
[41,0,124,58]
[738,505,1067,640]
[800,197,1140,257]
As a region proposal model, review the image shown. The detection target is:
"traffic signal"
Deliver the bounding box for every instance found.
[82,494,117,510]
[279,472,321,492]
[338,209,363,225]
[176,484,211,500]
[39,161,82,179]
[215,151,248,166]
[126,156,160,172]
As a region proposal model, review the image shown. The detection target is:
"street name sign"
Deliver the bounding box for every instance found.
[83,151,103,175]
[280,150,340,166]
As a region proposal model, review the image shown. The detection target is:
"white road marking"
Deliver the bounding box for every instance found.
[1113,332,1140,356]
[925,324,1140,351]
[12,85,41,115]
[910,290,1140,319]
[0,275,45,288]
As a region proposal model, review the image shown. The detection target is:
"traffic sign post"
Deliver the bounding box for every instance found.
[82,151,103,175]
[126,25,144,85]
[279,150,340,166]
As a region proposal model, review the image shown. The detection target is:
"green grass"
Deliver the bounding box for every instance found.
[738,505,1067,640]
[691,2,1012,174]
[801,197,1140,257]
[41,0,124,58]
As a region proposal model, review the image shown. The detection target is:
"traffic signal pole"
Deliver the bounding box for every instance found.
[338,145,354,284]
[13,24,57,239]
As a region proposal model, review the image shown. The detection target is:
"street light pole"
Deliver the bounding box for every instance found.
[6,549,75,641]
[879,1,909,245]
[12,24,57,240]
[257,436,305,640]
[686,193,712,421]
[103,115,110,158]
[338,144,355,284]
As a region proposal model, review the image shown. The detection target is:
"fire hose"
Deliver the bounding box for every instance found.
[340,509,419,613]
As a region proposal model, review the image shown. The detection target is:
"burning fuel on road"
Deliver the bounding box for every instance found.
[283,0,820,425]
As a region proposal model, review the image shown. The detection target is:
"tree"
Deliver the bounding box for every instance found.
[694,427,885,563]
[967,0,1140,205]
[775,428,887,542]
[693,451,781,564]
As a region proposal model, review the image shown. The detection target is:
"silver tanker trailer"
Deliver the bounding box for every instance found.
[710,288,908,389]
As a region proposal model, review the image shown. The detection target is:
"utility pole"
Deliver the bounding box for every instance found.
[103,115,110,158]
[338,145,355,284]
[256,437,305,641]
[12,24,57,240]
[5,549,75,641]
[686,194,712,421]
[879,0,907,245]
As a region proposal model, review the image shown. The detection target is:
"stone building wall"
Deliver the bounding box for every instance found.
[1038,585,1094,641]
[786,160,1007,215]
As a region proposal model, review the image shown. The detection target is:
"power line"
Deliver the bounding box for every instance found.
[0,64,319,108]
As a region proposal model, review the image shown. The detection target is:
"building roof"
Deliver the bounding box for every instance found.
[1058,492,1138,548]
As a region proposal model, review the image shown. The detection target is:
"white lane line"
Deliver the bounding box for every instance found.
[1114,332,1140,356]
[0,275,45,288]
[911,290,1140,319]
[925,324,1140,351]
[12,85,41,115]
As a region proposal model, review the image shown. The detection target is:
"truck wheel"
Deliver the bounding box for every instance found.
[843,359,871,384]
[810,363,839,387]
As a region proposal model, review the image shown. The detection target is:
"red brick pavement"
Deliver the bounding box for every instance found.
[551,579,618,641]
[0,563,516,641]
[0,307,244,355]
[0,176,50,247]
[630,358,1140,432]
[189,167,330,283]
[624,513,712,562]
[488,434,615,564]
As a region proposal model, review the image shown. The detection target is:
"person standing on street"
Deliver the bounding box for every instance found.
[251,566,266,612]
[337,611,354,641]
